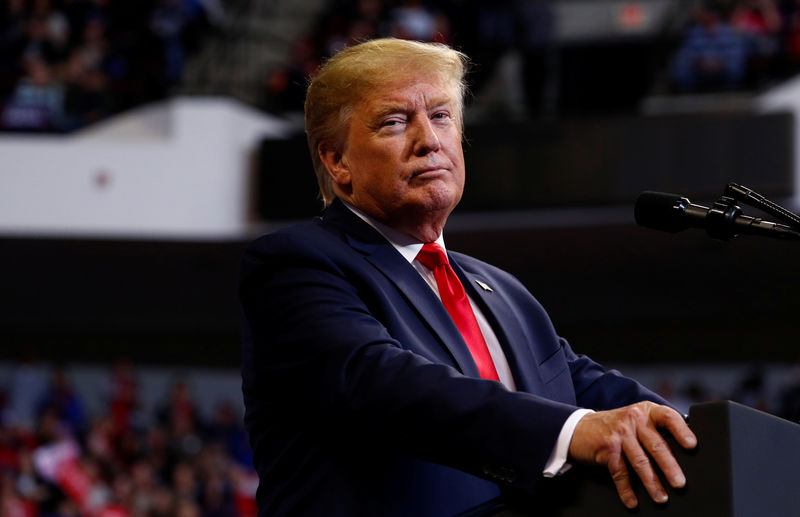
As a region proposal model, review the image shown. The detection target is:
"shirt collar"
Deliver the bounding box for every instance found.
[341,201,446,264]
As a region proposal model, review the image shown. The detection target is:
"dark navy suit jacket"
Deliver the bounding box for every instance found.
[239,200,665,516]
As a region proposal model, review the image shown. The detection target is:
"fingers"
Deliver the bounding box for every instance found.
[607,449,638,509]
[623,430,669,505]
[611,419,676,508]
[637,423,686,490]
[570,402,698,509]
[652,404,698,450]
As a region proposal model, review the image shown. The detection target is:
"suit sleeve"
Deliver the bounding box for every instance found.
[239,233,579,495]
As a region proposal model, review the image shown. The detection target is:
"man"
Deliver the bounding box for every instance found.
[239,38,697,516]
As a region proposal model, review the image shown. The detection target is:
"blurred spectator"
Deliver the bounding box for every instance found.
[21,10,67,65]
[174,498,202,517]
[157,379,199,439]
[0,0,28,88]
[261,38,318,114]
[14,450,46,511]
[1,55,66,131]
[656,377,713,415]
[128,457,157,515]
[0,425,21,478]
[107,360,140,437]
[732,0,782,84]
[5,358,48,430]
[384,0,450,42]
[778,358,800,422]
[151,0,191,85]
[36,367,86,439]
[62,49,114,128]
[782,0,800,73]
[0,470,36,517]
[672,2,752,92]
[206,401,251,469]
[731,364,771,412]
[477,0,556,118]
[171,461,199,504]
[149,484,176,517]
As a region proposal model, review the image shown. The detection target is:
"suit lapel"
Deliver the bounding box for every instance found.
[450,258,544,393]
[320,202,481,377]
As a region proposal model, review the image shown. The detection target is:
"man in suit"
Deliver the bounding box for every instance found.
[239,38,697,516]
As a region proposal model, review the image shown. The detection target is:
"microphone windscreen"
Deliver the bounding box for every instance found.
[634,191,688,233]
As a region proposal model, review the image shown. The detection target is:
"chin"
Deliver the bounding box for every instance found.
[418,183,462,210]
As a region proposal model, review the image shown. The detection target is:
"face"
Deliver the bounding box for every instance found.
[321,77,465,241]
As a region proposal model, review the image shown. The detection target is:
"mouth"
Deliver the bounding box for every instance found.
[411,166,449,179]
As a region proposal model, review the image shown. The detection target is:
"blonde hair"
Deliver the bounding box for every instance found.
[304,38,469,206]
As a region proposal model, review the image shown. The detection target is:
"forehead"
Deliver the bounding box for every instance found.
[357,77,456,114]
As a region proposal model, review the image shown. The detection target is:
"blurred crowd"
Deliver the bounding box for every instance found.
[4,357,800,516]
[262,0,558,116]
[4,0,800,132]
[264,0,800,115]
[671,0,800,92]
[0,0,215,132]
[635,362,800,421]
[0,360,255,517]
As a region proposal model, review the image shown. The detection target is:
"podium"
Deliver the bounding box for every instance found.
[493,401,800,516]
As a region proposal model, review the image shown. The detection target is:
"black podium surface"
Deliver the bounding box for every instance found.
[523,401,800,516]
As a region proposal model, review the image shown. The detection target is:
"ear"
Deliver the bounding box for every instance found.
[318,142,351,188]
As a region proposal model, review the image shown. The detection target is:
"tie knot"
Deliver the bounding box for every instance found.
[417,242,448,270]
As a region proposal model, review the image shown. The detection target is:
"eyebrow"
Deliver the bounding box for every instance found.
[370,97,453,122]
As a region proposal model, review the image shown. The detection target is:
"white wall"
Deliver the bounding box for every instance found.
[0,97,292,239]
[757,76,800,207]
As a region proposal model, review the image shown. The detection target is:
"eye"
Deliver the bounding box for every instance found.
[381,114,407,126]
[376,116,407,132]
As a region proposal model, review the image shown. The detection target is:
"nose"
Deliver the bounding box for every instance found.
[411,116,441,156]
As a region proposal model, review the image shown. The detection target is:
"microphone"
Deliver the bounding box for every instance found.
[634,191,800,241]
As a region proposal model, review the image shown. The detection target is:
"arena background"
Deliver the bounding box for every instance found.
[2,1,800,515]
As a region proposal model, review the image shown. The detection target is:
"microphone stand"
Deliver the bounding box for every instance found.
[705,183,800,241]
[724,183,800,231]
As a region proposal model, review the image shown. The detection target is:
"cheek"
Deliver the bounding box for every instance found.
[451,151,466,185]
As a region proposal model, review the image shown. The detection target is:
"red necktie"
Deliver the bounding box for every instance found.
[416,243,500,381]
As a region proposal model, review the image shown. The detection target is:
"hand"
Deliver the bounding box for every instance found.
[567,401,697,509]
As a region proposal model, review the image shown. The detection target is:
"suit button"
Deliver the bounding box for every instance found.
[499,467,516,484]
[482,465,499,480]
[482,465,516,484]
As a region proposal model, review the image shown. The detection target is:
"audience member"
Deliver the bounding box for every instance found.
[384,0,449,42]
[36,367,86,439]
[1,54,66,130]
[672,2,752,92]
[733,0,782,84]
[781,0,800,73]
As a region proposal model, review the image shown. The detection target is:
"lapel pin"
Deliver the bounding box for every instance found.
[475,280,493,292]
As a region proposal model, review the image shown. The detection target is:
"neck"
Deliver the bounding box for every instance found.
[341,200,447,243]
[394,218,446,243]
